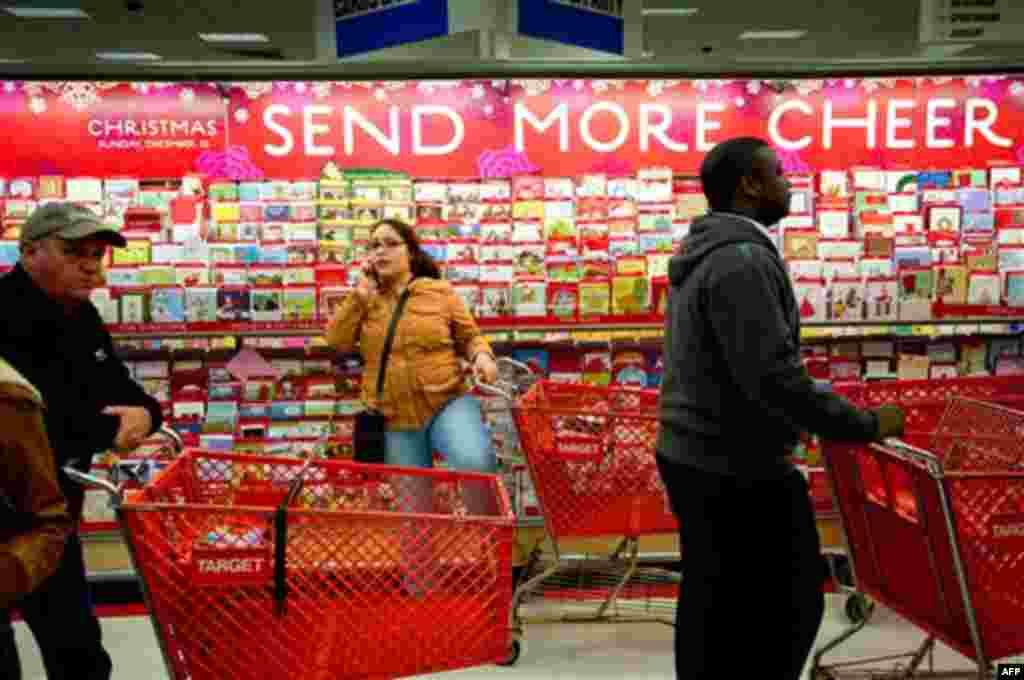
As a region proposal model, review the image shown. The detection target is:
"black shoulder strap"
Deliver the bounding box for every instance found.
[375,282,415,400]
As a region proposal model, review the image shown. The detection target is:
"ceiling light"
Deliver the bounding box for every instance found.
[917,43,974,58]
[199,33,270,43]
[3,5,89,18]
[642,8,698,16]
[95,51,162,61]
[739,29,807,40]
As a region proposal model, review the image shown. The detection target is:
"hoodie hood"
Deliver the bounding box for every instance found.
[668,213,778,287]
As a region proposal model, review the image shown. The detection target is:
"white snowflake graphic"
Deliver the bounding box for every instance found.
[491,79,506,89]
[374,88,387,101]
[795,80,823,96]
[484,104,494,115]
[311,82,331,99]
[862,80,879,93]
[22,82,118,112]
[746,81,762,95]
[512,79,552,97]
[694,80,710,93]
[647,80,680,98]
[844,79,857,89]
[573,80,585,91]
[233,82,274,100]
[180,88,196,106]
[471,84,485,99]
[29,97,46,115]
[1011,82,1024,97]
[734,96,746,108]
[234,108,250,124]
[295,82,307,94]
[965,76,983,89]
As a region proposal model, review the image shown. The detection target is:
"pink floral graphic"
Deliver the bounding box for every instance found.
[195,145,264,181]
[588,156,634,177]
[477,147,539,178]
[776,148,811,174]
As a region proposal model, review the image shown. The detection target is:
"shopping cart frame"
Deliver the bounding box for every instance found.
[63,425,186,680]
[811,421,1023,680]
[67,440,517,679]
[477,365,678,656]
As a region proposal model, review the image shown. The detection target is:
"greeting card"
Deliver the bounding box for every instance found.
[283,289,317,322]
[612,275,649,316]
[251,289,284,322]
[933,264,967,304]
[186,288,218,323]
[1006,271,1024,306]
[827,279,864,322]
[611,350,650,388]
[120,291,148,324]
[513,281,547,317]
[451,284,481,317]
[479,284,512,318]
[793,278,826,323]
[898,268,934,320]
[864,278,899,322]
[547,283,579,320]
[928,205,962,234]
[581,351,612,386]
[967,272,1001,305]
[817,210,850,239]
[147,288,184,324]
[216,288,252,322]
[579,280,610,318]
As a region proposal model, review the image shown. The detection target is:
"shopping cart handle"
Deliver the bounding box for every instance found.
[158,425,184,454]
[62,464,123,500]
[471,357,535,400]
[474,381,513,399]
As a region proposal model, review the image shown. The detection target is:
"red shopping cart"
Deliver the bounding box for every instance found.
[812,397,1024,679]
[497,380,678,639]
[65,450,516,680]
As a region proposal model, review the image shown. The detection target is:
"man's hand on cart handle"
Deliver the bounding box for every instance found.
[872,404,905,440]
[103,405,153,452]
[473,353,498,385]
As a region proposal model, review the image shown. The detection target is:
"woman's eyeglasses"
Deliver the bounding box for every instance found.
[368,239,406,252]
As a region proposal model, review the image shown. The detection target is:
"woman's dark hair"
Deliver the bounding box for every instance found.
[372,218,441,279]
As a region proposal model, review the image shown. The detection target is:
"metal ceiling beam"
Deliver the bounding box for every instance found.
[1,56,1023,81]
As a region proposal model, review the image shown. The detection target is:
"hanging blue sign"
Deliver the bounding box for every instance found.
[518,0,625,55]
[335,0,449,58]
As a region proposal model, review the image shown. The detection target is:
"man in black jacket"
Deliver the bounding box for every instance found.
[657,138,905,680]
[0,202,163,680]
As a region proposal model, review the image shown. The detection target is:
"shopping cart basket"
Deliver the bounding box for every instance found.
[812,397,1024,679]
[487,379,677,647]
[65,450,516,680]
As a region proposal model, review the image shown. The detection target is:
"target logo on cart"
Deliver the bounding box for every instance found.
[190,547,272,587]
[990,513,1024,549]
[998,664,1023,676]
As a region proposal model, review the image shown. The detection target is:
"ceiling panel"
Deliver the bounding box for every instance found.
[0,0,1019,74]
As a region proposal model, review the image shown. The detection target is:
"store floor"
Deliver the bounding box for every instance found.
[12,595,1021,678]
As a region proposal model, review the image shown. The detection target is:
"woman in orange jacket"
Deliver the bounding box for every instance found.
[326,219,499,477]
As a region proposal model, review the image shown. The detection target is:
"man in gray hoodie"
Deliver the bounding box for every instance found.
[657,137,905,680]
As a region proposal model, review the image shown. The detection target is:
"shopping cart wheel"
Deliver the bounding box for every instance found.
[844,593,873,625]
[497,640,522,666]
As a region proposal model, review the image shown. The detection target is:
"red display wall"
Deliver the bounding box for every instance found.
[1,77,1023,180]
